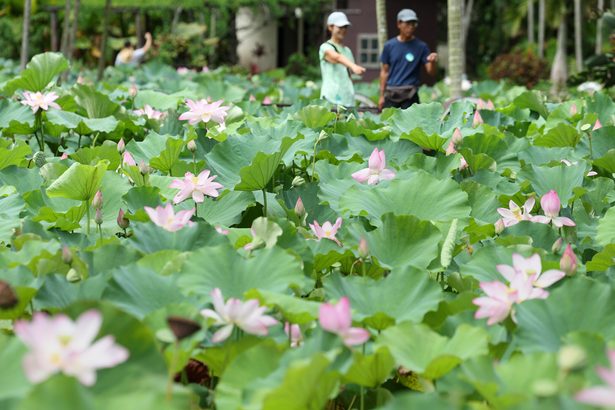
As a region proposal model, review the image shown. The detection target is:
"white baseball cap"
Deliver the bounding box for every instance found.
[327,11,351,27]
[397,9,419,22]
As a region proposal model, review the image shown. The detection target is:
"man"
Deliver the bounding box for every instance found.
[115,32,153,67]
[379,9,438,110]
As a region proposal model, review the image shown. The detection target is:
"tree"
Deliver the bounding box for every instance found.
[20,0,31,70]
[97,0,112,81]
[550,4,567,94]
[597,0,604,54]
[538,0,545,58]
[574,0,582,72]
[528,0,535,45]
[448,0,463,99]
[375,0,387,54]
[460,0,474,73]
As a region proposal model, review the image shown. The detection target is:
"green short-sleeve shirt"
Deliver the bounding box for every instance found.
[319,42,356,107]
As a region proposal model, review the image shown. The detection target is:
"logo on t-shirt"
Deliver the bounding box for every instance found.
[405,52,415,62]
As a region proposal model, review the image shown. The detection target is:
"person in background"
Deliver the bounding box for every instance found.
[379,9,438,110]
[319,12,366,107]
[115,32,153,67]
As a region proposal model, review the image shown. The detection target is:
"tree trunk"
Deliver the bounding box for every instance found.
[460,0,473,74]
[527,0,535,45]
[50,9,59,51]
[550,11,567,95]
[136,9,144,47]
[61,0,71,58]
[538,0,545,58]
[67,0,80,60]
[20,0,31,70]
[297,9,304,55]
[597,0,604,54]
[574,0,582,72]
[448,0,463,99]
[172,7,183,34]
[97,0,112,81]
[375,0,387,54]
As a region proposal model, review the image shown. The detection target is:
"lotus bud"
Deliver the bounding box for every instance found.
[557,345,586,371]
[187,139,197,153]
[540,190,561,218]
[494,219,505,234]
[452,127,463,144]
[551,238,563,253]
[294,197,306,218]
[316,130,329,143]
[139,161,151,175]
[92,190,103,210]
[129,83,138,97]
[117,138,125,153]
[117,209,130,230]
[33,151,46,168]
[292,176,306,187]
[358,237,369,258]
[472,110,484,127]
[0,280,18,309]
[532,379,558,397]
[560,244,577,276]
[66,268,81,283]
[61,245,73,265]
[593,119,602,131]
[95,208,103,226]
[569,103,578,116]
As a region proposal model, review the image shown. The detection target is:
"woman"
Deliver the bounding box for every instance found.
[319,12,366,107]
[115,32,153,67]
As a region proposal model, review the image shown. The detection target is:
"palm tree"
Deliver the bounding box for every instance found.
[20,0,32,70]
[550,4,567,95]
[596,0,604,54]
[528,0,535,45]
[538,0,545,58]
[574,0,582,72]
[97,0,112,80]
[448,0,463,99]
[375,0,387,53]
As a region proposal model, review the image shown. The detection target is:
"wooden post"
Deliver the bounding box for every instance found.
[136,8,144,47]
[61,0,71,57]
[50,8,59,51]
[20,0,32,70]
[97,0,112,81]
[538,0,545,58]
[574,0,582,72]
[527,0,534,45]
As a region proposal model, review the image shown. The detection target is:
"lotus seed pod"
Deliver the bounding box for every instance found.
[292,176,305,187]
[187,140,197,153]
[66,268,81,283]
[61,245,73,265]
[558,345,586,371]
[0,280,18,309]
[33,151,46,168]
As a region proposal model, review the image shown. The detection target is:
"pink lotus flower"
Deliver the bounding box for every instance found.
[123,151,136,166]
[473,281,516,325]
[263,96,272,105]
[215,225,229,235]
[178,99,230,126]
[560,244,577,275]
[133,104,166,120]
[294,197,306,219]
[496,253,565,291]
[144,203,195,232]
[13,310,129,386]
[202,66,210,73]
[477,99,495,110]
[249,94,256,102]
[593,119,602,131]
[319,297,370,346]
[309,217,343,246]
[473,110,484,127]
[169,170,223,204]
[570,103,578,116]
[117,138,125,153]
[176,67,190,75]
[576,349,615,407]
[60,152,69,160]
[532,190,576,227]
[496,197,536,228]
[351,148,396,185]
[129,84,138,97]
[21,91,61,113]
[200,288,278,343]
[284,322,302,347]
[560,159,598,176]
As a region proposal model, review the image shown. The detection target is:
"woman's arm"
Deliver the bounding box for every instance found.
[324,49,366,75]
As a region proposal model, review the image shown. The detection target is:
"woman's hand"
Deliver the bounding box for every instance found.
[351,64,366,75]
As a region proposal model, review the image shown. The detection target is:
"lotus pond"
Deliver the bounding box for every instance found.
[0,53,615,410]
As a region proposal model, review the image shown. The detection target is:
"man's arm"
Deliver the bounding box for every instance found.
[425,52,438,76]
[324,49,366,75]
[378,63,389,110]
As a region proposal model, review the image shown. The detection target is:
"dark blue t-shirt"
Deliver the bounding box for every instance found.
[380,37,430,86]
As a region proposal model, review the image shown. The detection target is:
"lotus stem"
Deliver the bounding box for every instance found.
[86,205,91,235]
[262,188,268,217]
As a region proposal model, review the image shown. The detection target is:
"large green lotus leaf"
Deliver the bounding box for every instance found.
[134,90,182,110]
[365,213,441,270]
[458,149,496,173]
[591,126,615,157]
[122,186,162,213]
[534,123,580,147]
[460,132,509,161]
[0,100,35,133]
[3,52,69,94]
[377,393,452,410]
[96,171,133,234]
[324,270,442,330]
[388,102,443,136]
[34,274,108,310]
[587,92,615,124]
[376,323,488,379]
[0,286,36,320]
[45,110,118,134]
[177,243,305,298]
[72,85,119,118]
[0,140,31,171]
[501,221,560,251]
[295,105,336,128]
[457,245,514,282]
[149,137,184,175]
[518,146,574,166]
[335,117,391,141]
[125,132,173,167]
[587,244,615,272]
[70,142,120,169]
[512,91,548,118]
[315,160,364,210]
[593,149,615,174]
[518,163,585,204]
[0,335,30,403]
[343,347,395,388]
[402,153,461,180]
[129,221,225,253]
[245,289,320,324]
[46,160,108,202]
[103,265,185,319]
[235,136,300,191]
[399,128,447,151]
[0,194,25,243]
[597,206,615,247]
[460,180,500,223]
[347,138,422,168]
[515,277,615,352]
[338,170,471,223]
[196,191,255,227]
